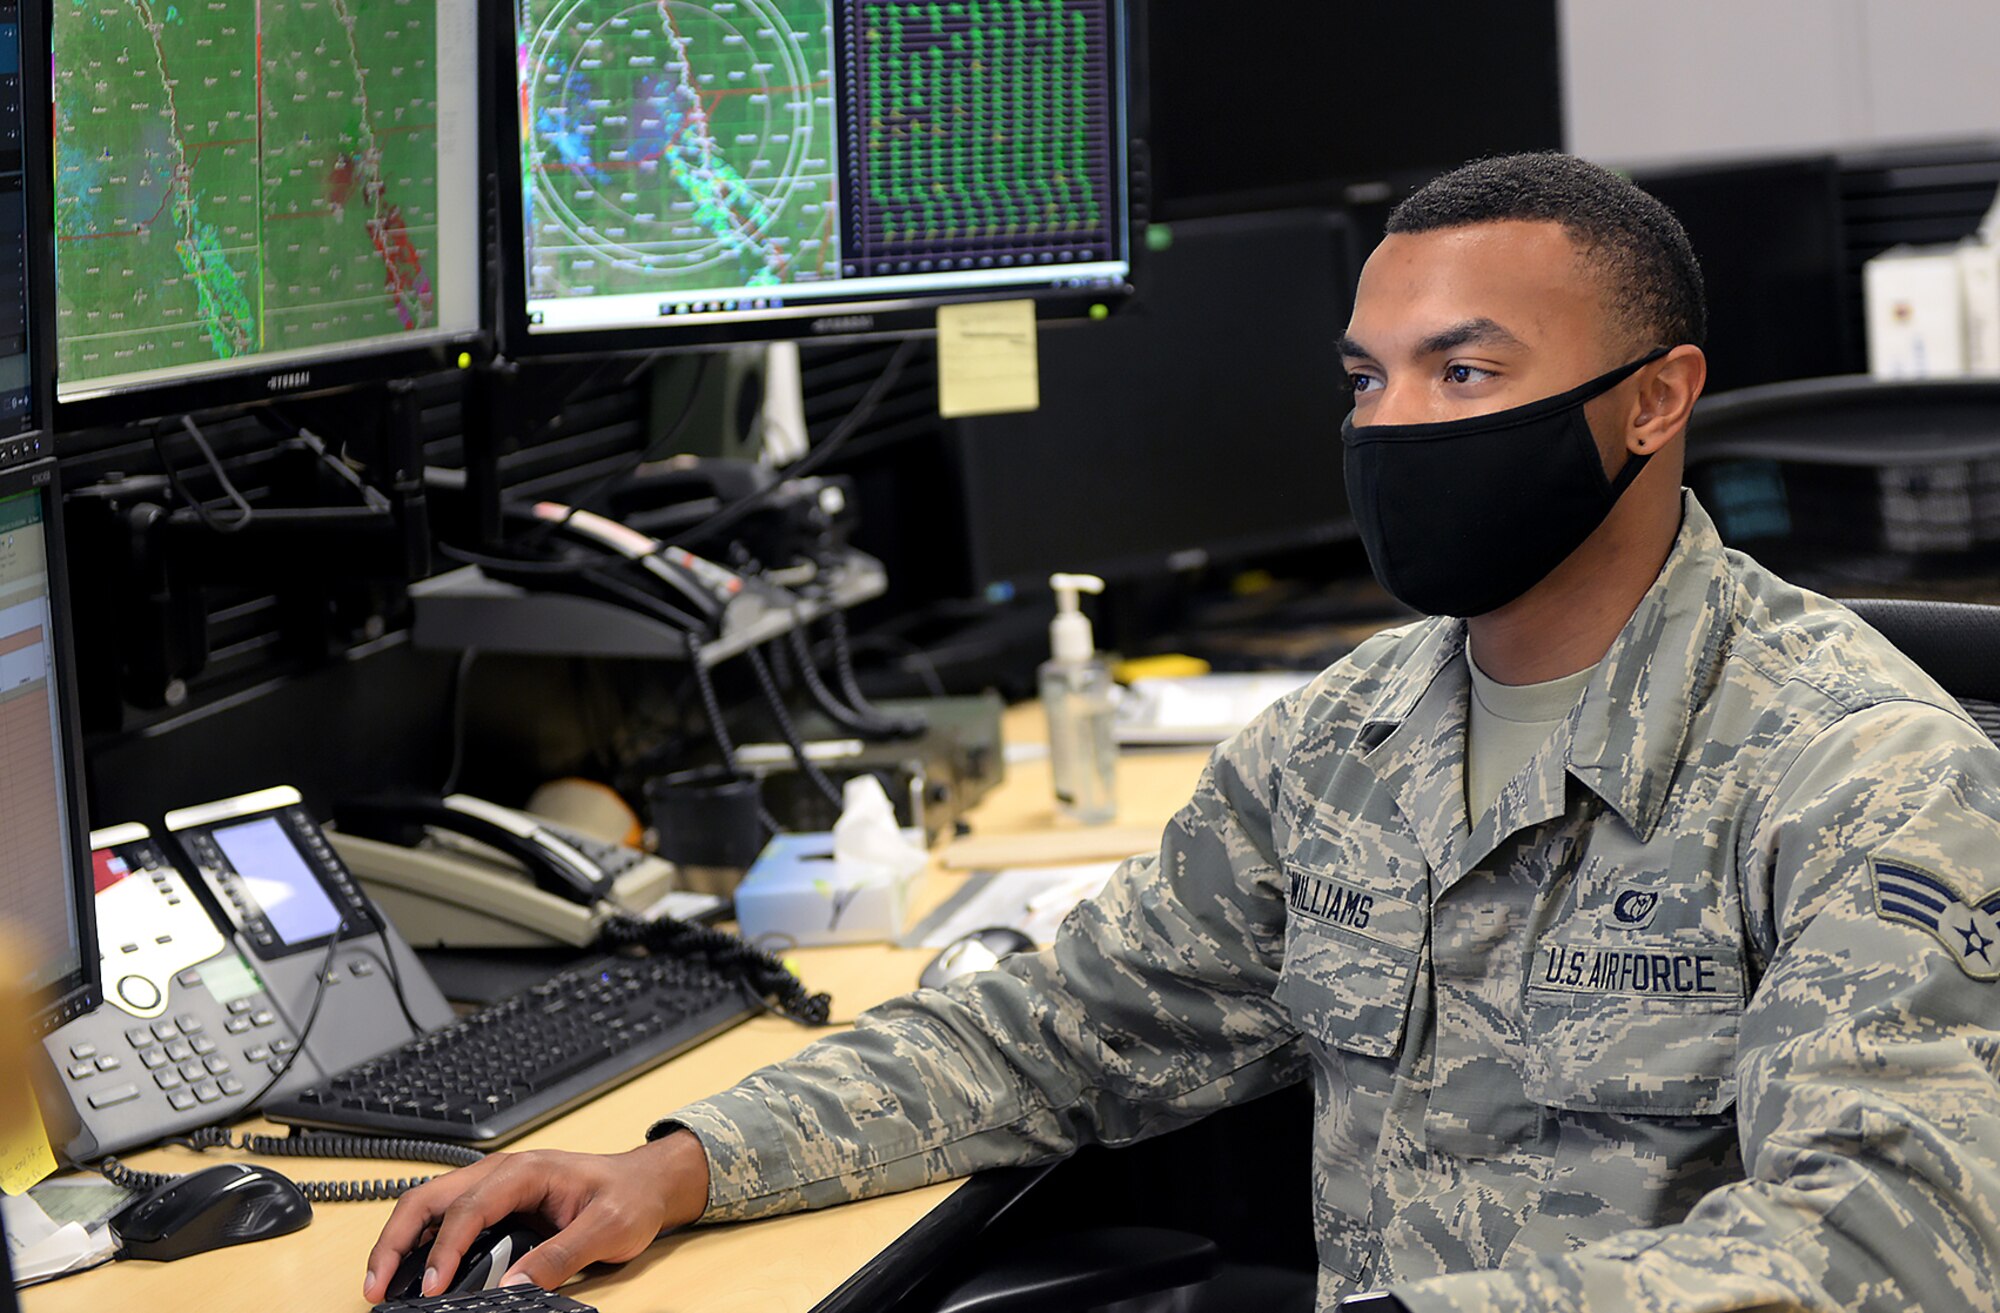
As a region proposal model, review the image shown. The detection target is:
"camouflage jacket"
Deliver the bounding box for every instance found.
[657,494,2000,1312]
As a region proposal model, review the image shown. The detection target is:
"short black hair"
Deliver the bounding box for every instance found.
[1387,152,1707,351]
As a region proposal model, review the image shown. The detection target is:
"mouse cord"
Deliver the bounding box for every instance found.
[96,1128,485,1204]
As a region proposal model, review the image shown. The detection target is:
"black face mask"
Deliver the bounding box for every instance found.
[1339,349,1669,618]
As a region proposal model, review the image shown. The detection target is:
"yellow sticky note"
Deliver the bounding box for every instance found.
[0,1078,56,1196]
[936,299,1039,418]
[0,936,58,1194]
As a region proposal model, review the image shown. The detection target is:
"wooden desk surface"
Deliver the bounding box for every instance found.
[25,705,1210,1313]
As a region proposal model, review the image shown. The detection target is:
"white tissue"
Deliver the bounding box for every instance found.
[832,774,926,884]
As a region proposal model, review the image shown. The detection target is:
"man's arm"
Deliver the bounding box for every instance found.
[366,681,1319,1298]
[1394,700,2000,1313]
[662,686,1313,1220]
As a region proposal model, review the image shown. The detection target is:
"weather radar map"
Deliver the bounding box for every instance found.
[54,0,444,390]
[519,0,838,305]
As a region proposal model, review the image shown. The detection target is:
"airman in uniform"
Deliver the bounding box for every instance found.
[368,154,2000,1313]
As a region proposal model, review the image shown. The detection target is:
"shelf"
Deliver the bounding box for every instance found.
[409,549,887,665]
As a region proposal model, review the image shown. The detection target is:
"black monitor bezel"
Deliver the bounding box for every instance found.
[45,0,494,432]
[7,459,101,1035]
[13,0,54,448]
[490,0,1145,361]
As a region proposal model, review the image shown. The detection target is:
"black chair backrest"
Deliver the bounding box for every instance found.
[1844,598,2000,747]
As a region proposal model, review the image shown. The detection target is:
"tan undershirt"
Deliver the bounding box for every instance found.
[1465,640,1599,824]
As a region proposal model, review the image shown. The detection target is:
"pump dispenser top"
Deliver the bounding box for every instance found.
[1049,573,1105,664]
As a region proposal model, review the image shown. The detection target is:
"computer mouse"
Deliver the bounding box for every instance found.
[919,926,1038,990]
[111,1162,312,1262]
[384,1214,553,1300]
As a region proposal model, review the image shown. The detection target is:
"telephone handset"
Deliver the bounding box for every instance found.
[465,499,803,643]
[40,788,454,1163]
[327,793,722,950]
[531,502,739,628]
[336,793,617,905]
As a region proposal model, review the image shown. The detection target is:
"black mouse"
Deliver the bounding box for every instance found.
[111,1162,312,1262]
[385,1215,553,1300]
[919,926,1038,990]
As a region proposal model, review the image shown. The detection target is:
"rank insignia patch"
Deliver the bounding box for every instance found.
[1871,858,2000,981]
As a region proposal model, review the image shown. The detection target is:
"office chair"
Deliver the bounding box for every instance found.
[1843,598,2000,746]
[1686,377,2000,573]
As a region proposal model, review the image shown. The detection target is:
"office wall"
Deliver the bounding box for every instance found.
[1562,0,2000,167]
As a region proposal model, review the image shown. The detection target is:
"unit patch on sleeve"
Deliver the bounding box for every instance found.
[1872,857,2000,981]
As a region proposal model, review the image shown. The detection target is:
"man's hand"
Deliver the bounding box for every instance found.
[362,1130,711,1300]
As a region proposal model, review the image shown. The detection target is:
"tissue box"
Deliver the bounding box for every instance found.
[734,830,925,947]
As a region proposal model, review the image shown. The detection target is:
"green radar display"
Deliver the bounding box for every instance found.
[518,0,838,303]
[54,0,445,391]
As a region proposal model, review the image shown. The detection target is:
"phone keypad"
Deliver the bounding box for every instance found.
[52,963,308,1155]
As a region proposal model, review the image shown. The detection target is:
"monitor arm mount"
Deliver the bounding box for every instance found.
[65,381,434,718]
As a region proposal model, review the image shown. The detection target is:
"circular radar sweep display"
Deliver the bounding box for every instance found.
[520,0,839,299]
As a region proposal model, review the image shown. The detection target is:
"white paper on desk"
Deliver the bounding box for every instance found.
[1114,672,1317,745]
[3,1190,116,1286]
[918,863,1121,948]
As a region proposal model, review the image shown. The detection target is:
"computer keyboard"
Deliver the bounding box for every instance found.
[266,953,757,1146]
[372,1287,597,1313]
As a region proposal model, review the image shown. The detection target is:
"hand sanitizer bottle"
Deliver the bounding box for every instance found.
[1040,573,1117,824]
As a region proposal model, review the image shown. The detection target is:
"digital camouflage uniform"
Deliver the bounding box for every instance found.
[656,494,2000,1312]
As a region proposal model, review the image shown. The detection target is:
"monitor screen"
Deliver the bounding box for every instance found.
[52,0,485,422]
[0,470,96,1030]
[504,0,1133,351]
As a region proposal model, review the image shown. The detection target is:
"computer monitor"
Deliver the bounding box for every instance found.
[51,0,487,428]
[498,0,1138,355]
[947,207,1359,594]
[0,460,99,1034]
[1144,2,1561,221]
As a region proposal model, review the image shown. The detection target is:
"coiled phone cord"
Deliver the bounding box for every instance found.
[685,636,784,837]
[96,1127,485,1204]
[595,912,832,1026]
[824,610,927,736]
[784,623,915,741]
[744,644,844,808]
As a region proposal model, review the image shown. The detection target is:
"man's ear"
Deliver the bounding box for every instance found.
[1628,345,1707,454]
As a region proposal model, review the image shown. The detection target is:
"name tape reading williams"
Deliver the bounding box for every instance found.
[1287,871,1375,931]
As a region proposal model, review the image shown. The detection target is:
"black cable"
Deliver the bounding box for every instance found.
[745,645,844,807]
[371,927,430,1042]
[595,912,830,1026]
[686,637,738,764]
[153,416,255,533]
[514,352,715,554]
[677,338,919,549]
[825,610,928,734]
[839,630,950,699]
[784,623,908,739]
[232,922,347,1113]
[97,1128,483,1206]
[439,647,478,796]
[687,638,782,837]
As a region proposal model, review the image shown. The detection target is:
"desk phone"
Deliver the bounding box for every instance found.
[42,786,453,1163]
